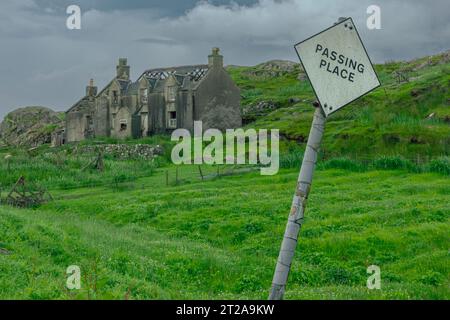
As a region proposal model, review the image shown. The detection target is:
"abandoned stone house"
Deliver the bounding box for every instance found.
[65,48,242,143]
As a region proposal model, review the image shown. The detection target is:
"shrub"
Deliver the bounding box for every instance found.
[419,271,444,286]
[323,265,362,285]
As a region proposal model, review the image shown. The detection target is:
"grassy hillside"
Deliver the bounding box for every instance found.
[0,166,448,299]
[228,51,450,159]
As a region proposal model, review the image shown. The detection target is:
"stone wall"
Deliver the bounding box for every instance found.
[75,144,164,160]
[66,111,87,142]
[194,67,242,131]
[95,96,110,137]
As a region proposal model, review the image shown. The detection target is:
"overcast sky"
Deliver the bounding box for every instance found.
[0,0,449,120]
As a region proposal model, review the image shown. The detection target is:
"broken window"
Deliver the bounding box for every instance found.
[120,119,127,131]
[168,111,177,128]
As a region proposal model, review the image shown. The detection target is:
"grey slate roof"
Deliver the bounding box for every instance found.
[126,81,140,95]
[117,79,131,93]
[72,64,209,110]
[142,64,208,80]
[66,96,89,113]
[95,78,132,98]
[138,64,209,92]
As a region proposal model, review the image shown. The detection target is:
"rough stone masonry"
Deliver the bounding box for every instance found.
[64,48,242,143]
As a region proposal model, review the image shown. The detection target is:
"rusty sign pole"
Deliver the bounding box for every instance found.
[269,102,326,300]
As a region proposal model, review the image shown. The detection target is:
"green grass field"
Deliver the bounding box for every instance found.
[0,165,448,299]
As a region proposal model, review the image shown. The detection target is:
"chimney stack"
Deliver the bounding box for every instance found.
[116,58,130,80]
[86,78,98,97]
[208,47,223,68]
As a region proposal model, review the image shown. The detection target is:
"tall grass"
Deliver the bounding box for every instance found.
[1,145,448,196]
[0,149,159,191]
[372,156,413,170]
[279,148,303,169]
[317,158,366,172]
[280,148,449,176]
[428,157,450,175]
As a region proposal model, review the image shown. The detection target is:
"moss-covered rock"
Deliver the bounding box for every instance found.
[0,106,64,147]
[242,60,302,79]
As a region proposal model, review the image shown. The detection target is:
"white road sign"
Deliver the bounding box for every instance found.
[295,18,380,117]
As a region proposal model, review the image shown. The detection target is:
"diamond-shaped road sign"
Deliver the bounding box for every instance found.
[295,18,381,117]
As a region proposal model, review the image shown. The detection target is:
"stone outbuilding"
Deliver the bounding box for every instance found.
[65,48,241,142]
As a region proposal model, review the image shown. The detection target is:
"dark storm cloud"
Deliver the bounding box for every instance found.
[0,0,449,120]
[32,0,260,16]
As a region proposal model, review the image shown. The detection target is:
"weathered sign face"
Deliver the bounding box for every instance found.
[295,18,380,117]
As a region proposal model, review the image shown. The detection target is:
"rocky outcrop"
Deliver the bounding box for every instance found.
[243,100,278,116]
[242,100,279,124]
[404,50,450,72]
[0,107,64,147]
[242,60,303,79]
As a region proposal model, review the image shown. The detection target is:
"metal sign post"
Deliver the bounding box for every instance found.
[269,103,325,300]
[269,17,380,300]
